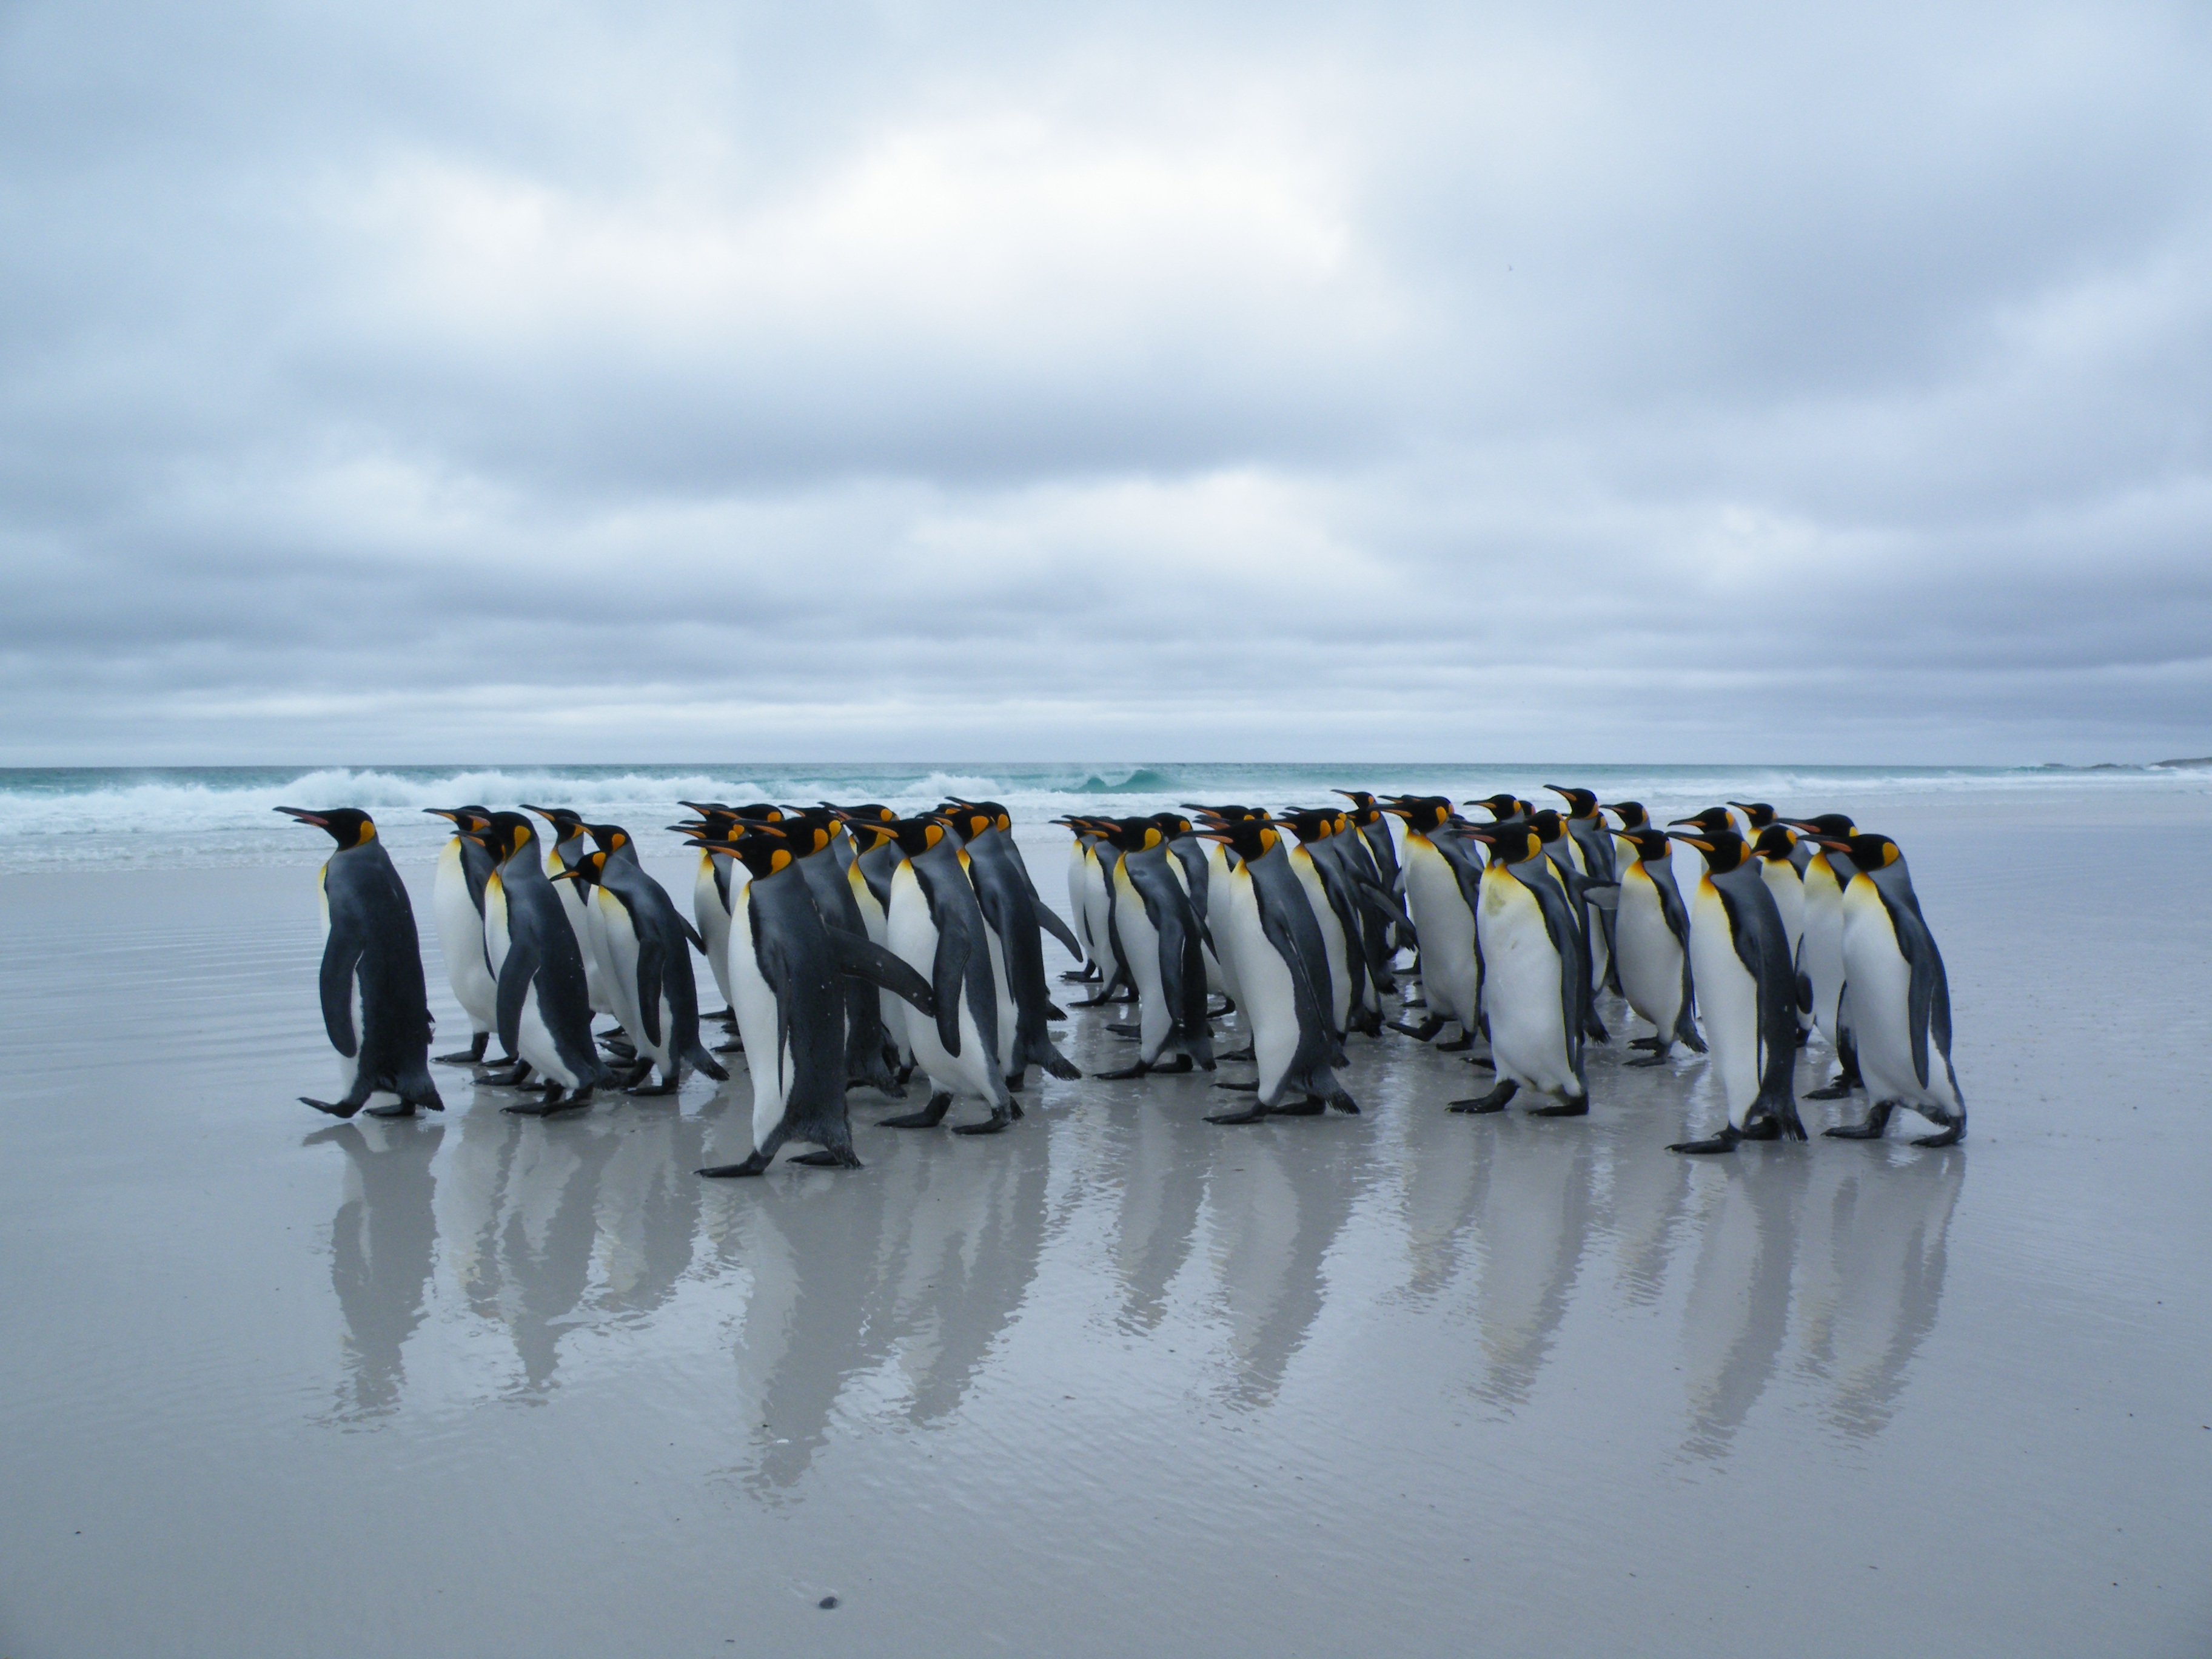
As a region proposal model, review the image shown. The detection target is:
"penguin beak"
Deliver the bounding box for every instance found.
[1666,831,1715,852]
[273,806,329,826]
[1811,836,1854,853]
[549,865,583,882]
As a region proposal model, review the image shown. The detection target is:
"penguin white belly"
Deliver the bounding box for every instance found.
[1402,842,1478,1028]
[483,874,513,979]
[726,890,796,1148]
[1840,885,1960,1117]
[886,864,997,1102]
[694,855,734,1010]
[1210,868,1301,1100]
[1111,865,1173,1063]
[432,842,497,1031]
[552,860,613,1017]
[1800,862,1846,1043]
[1614,866,1683,1035]
[513,984,581,1088]
[1204,845,1245,1008]
[1065,843,1094,962]
[595,890,671,1076]
[1478,873,1576,1096]
[985,926,1019,1073]
[1289,850,1352,1032]
[1082,854,1118,980]
[1688,881,1760,1127]
[1762,862,1805,962]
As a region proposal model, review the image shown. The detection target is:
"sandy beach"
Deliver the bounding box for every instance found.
[2,790,2207,1656]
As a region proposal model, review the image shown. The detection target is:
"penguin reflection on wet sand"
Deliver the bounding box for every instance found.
[692,820,938,1175]
[276,806,444,1119]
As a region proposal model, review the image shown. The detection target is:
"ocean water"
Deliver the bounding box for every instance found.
[1,760,2208,870]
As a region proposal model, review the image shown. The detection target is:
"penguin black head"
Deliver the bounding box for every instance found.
[1465,822,1542,865]
[938,806,998,845]
[1671,807,1738,837]
[1333,789,1380,814]
[883,814,956,857]
[1382,796,1453,833]
[1783,813,1858,840]
[1729,801,1779,830]
[469,811,538,864]
[1546,786,1600,818]
[551,849,608,891]
[424,805,494,835]
[1278,808,1339,843]
[1199,818,1282,863]
[1620,828,1673,866]
[948,799,1015,834]
[1528,809,1566,844]
[822,801,896,825]
[1468,793,1521,822]
[842,818,902,854]
[1667,826,1751,872]
[584,822,631,857]
[692,820,795,880]
[1184,802,1268,823]
[520,805,588,842]
[1814,831,1901,869]
[1147,811,1193,839]
[1603,800,1649,831]
[1751,825,1798,862]
[276,806,377,847]
[766,810,839,857]
[1104,817,1168,854]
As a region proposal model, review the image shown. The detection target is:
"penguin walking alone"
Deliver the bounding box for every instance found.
[878,815,1021,1133]
[423,805,501,1065]
[691,823,937,1175]
[1808,832,1965,1147]
[469,812,613,1114]
[1609,826,1705,1065]
[276,806,444,1119]
[1662,826,1806,1153]
[1194,817,1356,1122]
[1449,822,1592,1118]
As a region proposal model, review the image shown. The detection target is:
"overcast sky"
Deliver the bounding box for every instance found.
[2,0,2207,765]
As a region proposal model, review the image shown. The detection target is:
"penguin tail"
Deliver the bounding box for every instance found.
[686,1042,731,1082]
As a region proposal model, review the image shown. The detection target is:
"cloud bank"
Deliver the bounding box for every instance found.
[2,0,2207,763]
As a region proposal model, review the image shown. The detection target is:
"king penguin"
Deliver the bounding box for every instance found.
[1096,817,1216,1079]
[691,822,937,1175]
[877,814,1021,1133]
[1450,822,1592,1118]
[1609,825,1704,1064]
[423,805,501,1064]
[1662,826,1805,1153]
[1809,831,1965,1147]
[938,803,1083,1088]
[1194,817,1356,1122]
[277,806,444,1119]
[469,812,612,1114]
[1381,797,1484,1050]
[1783,813,1865,1099]
[520,805,618,1027]
[556,837,730,1096]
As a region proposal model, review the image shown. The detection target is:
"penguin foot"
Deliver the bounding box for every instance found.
[1204,1106,1272,1125]
[1450,1082,1520,1114]
[1005,1070,1025,1093]
[363,1102,419,1119]
[1096,1064,1150,1081]
[1628,1037,1665,1051]
[953,1112,1011,1136]
[1041,1053,1083,1081]
[697,1155,772,1178]
[1912,1122,1965,1148]
[1106,1022,1141,1038]
[435,1034,491,1065]
[879,1093,953,1129]
[1436,1034,1475,1053]
[475,1064,533,1087]
[505,1086,592,1117]
[1529,1098,1589,1118]
[713,1038,745,1054]
[1824,1099,1897,1141]
[1399,996,1429,1010]
[1805,1081,1858,1101]
[1467,1054,1496,1071]
[1267,1099,1325,1116]
[1388,1017,1447,1042]
[789,1148,864,1168]
[1219,1046,1255,1063]
[1624,1053,1670,1068]
[1061,967,1101,983]
[1329,1091,1360,1114]
[1008,1098,1025,1119]
[299,1096,363,1119]
[1158,1054,1195,1074]
[625,1078,679,1097]
[1213,1080,1260,1092]
[1666,1127,1742,1155]
[1737,1116,1782,1140]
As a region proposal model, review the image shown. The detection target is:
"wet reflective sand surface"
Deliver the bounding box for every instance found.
[2,802,2207,1656]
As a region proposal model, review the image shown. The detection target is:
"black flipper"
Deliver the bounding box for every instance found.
[319,931,365,1057]
[829,930,937,1016]
[494,941,539,1058]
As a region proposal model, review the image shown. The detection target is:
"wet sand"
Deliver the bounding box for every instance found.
[2,794,2208,1656]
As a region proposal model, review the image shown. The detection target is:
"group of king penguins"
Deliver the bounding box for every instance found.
[275,782,1963,1179]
